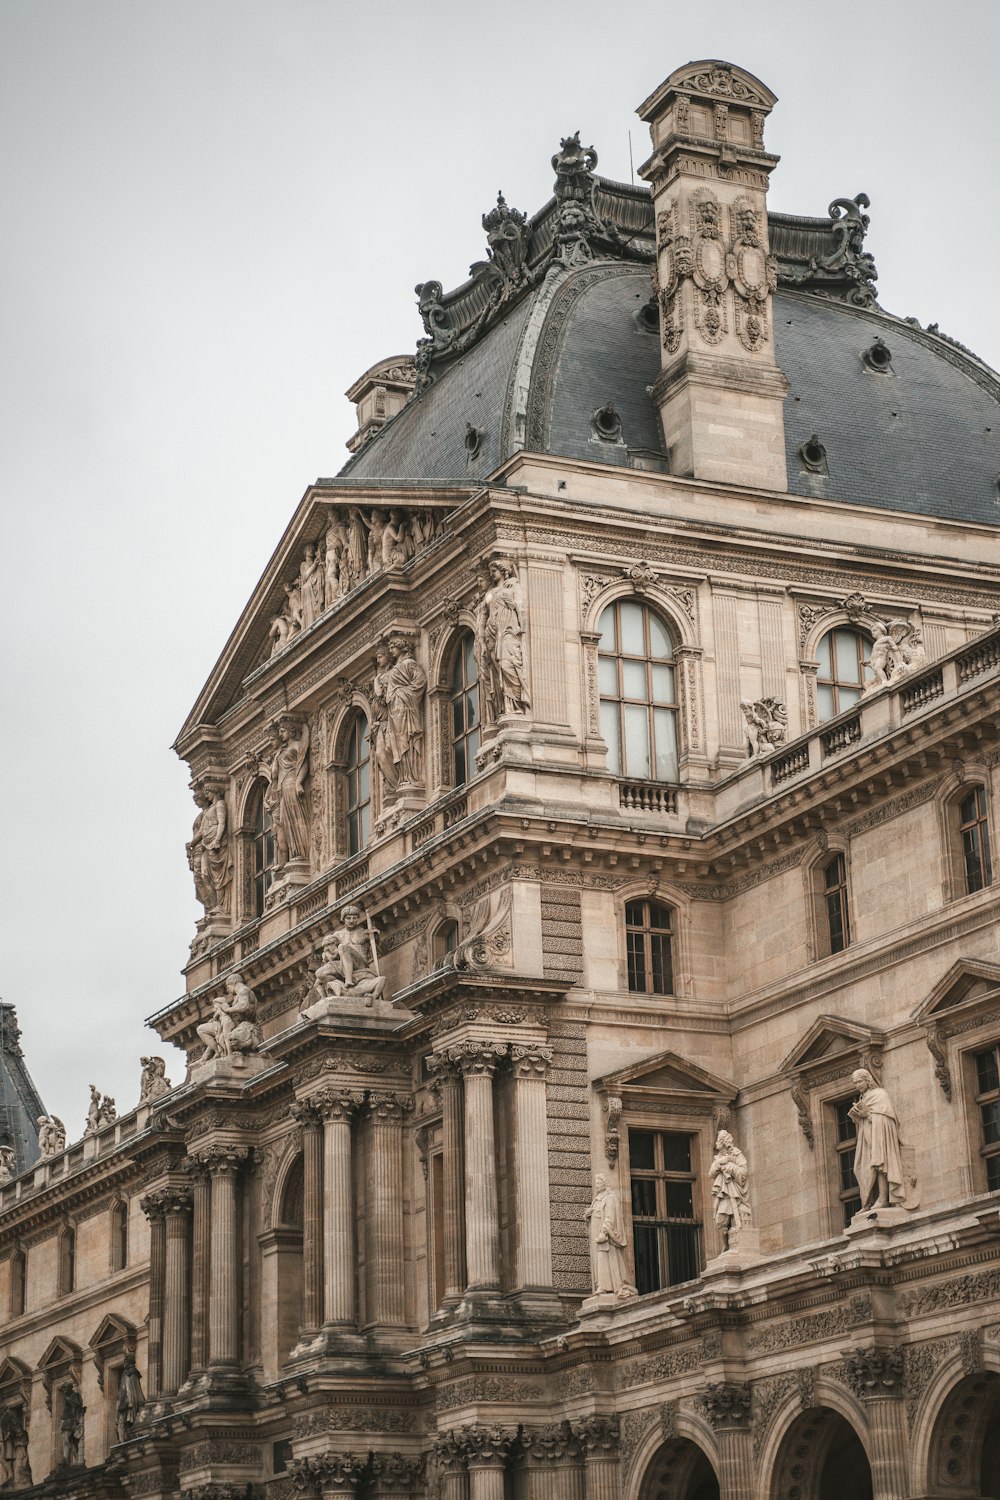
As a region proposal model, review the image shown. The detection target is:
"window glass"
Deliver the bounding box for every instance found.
[959,786,992,893]
[823,853,851,955]
[628,1128,701,1294]
[251,783,276,918]
[975,1044,1000,1192]
[346,714,371,855]
[816,627,871,722]
[597,600,679,784]
[450,631,480,787]
[833,1098,861,1223]
[619,601,646,655]
[625,900,674,996]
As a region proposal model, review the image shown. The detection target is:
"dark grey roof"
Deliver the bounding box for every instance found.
[0,1005,45,1175]
[340,261,1000,528]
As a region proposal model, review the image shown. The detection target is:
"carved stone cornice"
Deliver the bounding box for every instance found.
[510,1045,553,1079]
[139,1187,192,1221]
[842,1347,904,1400]
[702,1383,752,1429]
[570,1416,620,1457]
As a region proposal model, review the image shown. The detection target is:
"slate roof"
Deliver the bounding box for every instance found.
[0,1005,45,1175]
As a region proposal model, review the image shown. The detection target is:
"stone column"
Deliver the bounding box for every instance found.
[429,1055,465,1306]
[511,1045,555,1291]
[201,1145,248,1368]
[139,1192,167,1397]
[521,1424,584,1500]
[319,1089,364,1328]
[290,1454,366,1499]
[368,1453,425,1498]
[291,1098,324,1337]
[161,1187,193,1394]
[702,1385,753,1500]
[456,1041,507,1293]
[462,1427,514,1500]
[187,1161,211,1374]
[843,1350,908,1500]
[572,1417,621,1500]
[434,1430,468,1500]
[365,1093,407,1330]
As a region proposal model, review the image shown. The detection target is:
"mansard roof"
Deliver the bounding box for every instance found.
[337,144,1000,527]
[0,1004,45,1176]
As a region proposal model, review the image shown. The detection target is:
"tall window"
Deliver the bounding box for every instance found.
[974,1044,1000,1192]
[450,632,480,786]
[823,854,851,954]
[345,713,371,856]
[433,920,459,968]
[833,1098,862,1224]
[59,1228,76,1297]
[251,784,276,918]
[959,786,993,894]
[598,601,679,782]
[629,1128,701,1293]
[10,1250,26,1318]
[816,627,870,721]
[111,1202,128,1272]
[625,899,674,995]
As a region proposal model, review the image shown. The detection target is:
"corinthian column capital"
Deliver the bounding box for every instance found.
[189,1143,250,1176]
[451,1039,508,1077]
[316,1088,366,1122]
[510,1045,553,1078]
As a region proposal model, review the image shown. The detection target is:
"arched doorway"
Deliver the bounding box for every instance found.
[769,1407,872,1500]
[925,1371,1000,1498]
[640,1437,720,1500]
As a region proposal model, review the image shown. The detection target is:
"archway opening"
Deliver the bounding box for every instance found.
[927,1370,1000,1498]
[770,1407,872,1500]
[640,1436,719,1500]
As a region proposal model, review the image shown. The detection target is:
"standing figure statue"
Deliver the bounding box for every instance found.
[385,636,427,787]
[473,571,500,728]
[0,1145,15,1184]
[11,1418,31,1489]
[187,785,232,917]
[297,542,324,629]
[37,1115,66,1158]
[367,508,387,573]
[0,1409,16,1488]
[85,1084,102,1135]
[382,508,411,568]
[345,507,368,589]
[585,1174,637,1301]
[60,1385,84,1467]
[195,975,262,1063]
[710,1130,752,1248]
[482,560,530,716]
[324,514,348,604]
[849,1068,911,1211]
[370,644,398,803]
[114,1353,145,1444]
[139,1056,172,1104]
[266,719,310,870]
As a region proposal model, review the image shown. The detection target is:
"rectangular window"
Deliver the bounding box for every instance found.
[959,787,993,894]
[824,854,851,954]
[628,1128,701,1294]
[431,1152,446,1309]
[975,1044,1000,1192]
[833,1098,861,1223]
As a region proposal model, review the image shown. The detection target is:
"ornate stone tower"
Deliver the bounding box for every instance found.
[638,60,789,489]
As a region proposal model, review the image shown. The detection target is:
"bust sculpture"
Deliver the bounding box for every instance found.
[849,1068,911,1211]
[584,1173,637,1301]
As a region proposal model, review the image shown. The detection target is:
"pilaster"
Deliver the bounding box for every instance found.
[702,1383,753,1500]
[161,1187,193,1394]
[290,1098,325,1338]
[511,1045,556,1297]
[364,1091,409,1331]
[461,1426,515,1500]
[521,1423,584,1500]
[572,1417,620,1500]
[368,1453,425,1497]
[454,1041,507,1294]
[187,1161,211,1374]
[842,1349,908,1500]
[139,1193,168,1397]
[428,1055,465,1308]
[319,1089,365,1329]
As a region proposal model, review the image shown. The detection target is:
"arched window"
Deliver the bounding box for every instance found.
[111,1201,128,1272]
[10,1250,26,1318]
[345,713,371,856]
[958,785,993,894]
[822,853,851,955]
[278,1155,304,1229]
[58,1228,75,1297]
[816,627,870,721]
[598,601,679,782]
[250,782,276,918]
[625,899,674,995]
[450,632,480,786]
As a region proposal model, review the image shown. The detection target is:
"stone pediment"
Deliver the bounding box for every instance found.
[593,1050,736,1167]
[912,960,1000,1102]
[0,1357,31,1404]
[779,1016,884,1079]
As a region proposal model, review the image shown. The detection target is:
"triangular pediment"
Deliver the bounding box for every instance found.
[780,1015,884,1076]
[89,1313,135,1351]
[912,960,1000,1023]
[38,1337,81,1372]
[594,1049,736,1103]
[0,1357,30,1390]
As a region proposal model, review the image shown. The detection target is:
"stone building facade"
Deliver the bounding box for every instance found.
[2,56,1000,1500]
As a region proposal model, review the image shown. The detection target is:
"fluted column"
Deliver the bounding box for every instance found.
[162,1187,193,1393]
[319,1089,364,1328]
[702,1385,753,1500]
[462,1427,514,1500]
[843,1350,908,1500]
[187,1161,211,1373]
[511,1045,555,1290]
[195,1145,248,1367]
[429,1055,465,1306]
[456,1041,506,1292]
[434,1431,468,1500]
[572,1418,620,1500]
[291,1098,324,1336]
[365,1092,407,1329]
[139,1193,167,1397]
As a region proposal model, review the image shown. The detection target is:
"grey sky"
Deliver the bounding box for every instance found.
[2,0,998,1133]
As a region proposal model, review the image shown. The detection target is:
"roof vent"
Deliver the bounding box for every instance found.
[862,337,893,373]
[464,423,484,463]
[592,403,624,444]
[797,434,829,475]
[635,297,660,335]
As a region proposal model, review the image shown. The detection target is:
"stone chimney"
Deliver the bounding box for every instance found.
[638,60,789,490]
[345,356,417,453]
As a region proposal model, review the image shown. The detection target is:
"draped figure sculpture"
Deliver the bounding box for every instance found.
[195,974,262,1063]
[481,559,530,716]
[384,636,427,787]
[849,1068,912,1210]
[187,786,232,917]
[585,1174,637,1301]
[369,644,398,802]
[60,1386,84,1467]
[114,1354,145,1444]
[265,719,310,870]
[710,1130,753,1248]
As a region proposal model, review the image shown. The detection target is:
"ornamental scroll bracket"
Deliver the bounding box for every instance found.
[602,1094,623,1166]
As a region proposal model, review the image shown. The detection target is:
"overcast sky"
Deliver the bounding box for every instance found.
[2,0,998,1137]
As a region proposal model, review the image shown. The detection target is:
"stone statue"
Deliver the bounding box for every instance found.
[60,1385,84,1467]
[268,604,297,656]
[324,516,347,604]
[585,1174,637,1301]
[37,1115,66,1158]
[187,786,232,915]
[710,1130,752,1248]
[370,644,398,802]
[195,975,262,1063]
[344,507,368,591]
[305,907,386,1005]
[0,1146,15,1184]
[741,697,788,757]
[98,1095,117,1128]
[297,542,324,629]
[139,1056,172,1104]
[864,618,926,691]
[11,1420,30,1489]
[385,636,426,787]
[85,1085,102,1135]
[382,508,411,568]
[114,1353,144,1444]
[481,559,530,716]
[265,719,310,870]
[0,1410,30,1489]
[367,508,387,572]
[849,1068,911,1210]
